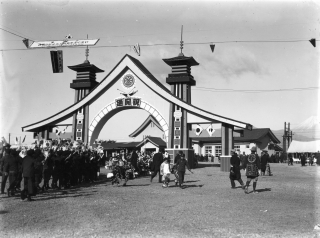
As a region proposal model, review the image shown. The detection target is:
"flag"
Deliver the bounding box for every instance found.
[54,127,62,136]
[62,125,68,134]
[133,43,140,56]
[22,135,26,143]
[22,38,29,48]
[210,44,215,53]
[195,125,203,136]
[1,136,8,145]
[310,38,316,47]
[206,124,215,137]
[15,137,19,145]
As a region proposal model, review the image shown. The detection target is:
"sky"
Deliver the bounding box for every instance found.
[0,0,320,144]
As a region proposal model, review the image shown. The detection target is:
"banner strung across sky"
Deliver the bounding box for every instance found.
[29,39,99,48]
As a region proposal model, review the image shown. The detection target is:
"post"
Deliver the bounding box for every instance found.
[8,133,10,144]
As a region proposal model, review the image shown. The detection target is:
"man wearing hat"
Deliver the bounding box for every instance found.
[150,149,164,183]
[242,146,261,194]
[229,149,245,189]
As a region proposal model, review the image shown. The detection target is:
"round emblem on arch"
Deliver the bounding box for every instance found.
[122,74,135,88]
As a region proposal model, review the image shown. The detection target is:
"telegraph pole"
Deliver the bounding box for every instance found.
[283,122,293,154]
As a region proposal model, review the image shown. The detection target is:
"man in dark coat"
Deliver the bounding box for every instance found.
[42,148,53,191]
[130,150,139,175]
[242,147,261,194]
[21,149,36,201]
[176,153,192,188]
[229,149,245,189]
[260,150,268,176]
[0,144,10,194]
[150,150,164,183]
[174,151,183,164]
[3,148,21,196]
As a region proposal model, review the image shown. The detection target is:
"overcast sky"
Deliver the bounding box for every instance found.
[0,0,319,144]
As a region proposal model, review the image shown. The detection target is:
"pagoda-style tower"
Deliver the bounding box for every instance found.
[163,27,199,164]
[68,52,104,143]
[163,55,199,149]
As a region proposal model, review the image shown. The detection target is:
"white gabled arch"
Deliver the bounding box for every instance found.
[88,100,169,146]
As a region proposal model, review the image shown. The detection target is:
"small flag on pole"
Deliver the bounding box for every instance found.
[133,43,140,56]
[22,135,26,143]
[310,38,316,47]
[15,137,19,145]
[210,44,215,53]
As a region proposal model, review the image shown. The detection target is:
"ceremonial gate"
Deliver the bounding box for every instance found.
[22,53,252,169]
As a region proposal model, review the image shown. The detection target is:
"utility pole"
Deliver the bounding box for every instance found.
[283,122,293,155]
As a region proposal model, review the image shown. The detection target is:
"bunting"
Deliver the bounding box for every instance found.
[195,124,203,136]
[206,124,215,137]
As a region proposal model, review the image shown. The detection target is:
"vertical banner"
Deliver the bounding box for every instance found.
[50,50,63,73]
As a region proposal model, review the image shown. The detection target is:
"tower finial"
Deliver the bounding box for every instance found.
[179,25,184,57]
[85,34,90,63]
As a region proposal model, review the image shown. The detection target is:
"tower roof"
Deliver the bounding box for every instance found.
[68,61,104,73]
[163,55,199,67]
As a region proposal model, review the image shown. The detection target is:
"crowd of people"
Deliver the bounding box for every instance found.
[0,141,196,201]
[0,142,105,201]
[229,147,274,194]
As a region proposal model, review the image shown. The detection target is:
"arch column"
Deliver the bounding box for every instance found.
[220,123,234,172]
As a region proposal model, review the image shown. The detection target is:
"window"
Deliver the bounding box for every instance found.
[215,146,222,156]
[205,146,212,155]
[234,145,240,153]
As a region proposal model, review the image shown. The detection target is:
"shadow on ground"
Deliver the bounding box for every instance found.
[196,163,220,168]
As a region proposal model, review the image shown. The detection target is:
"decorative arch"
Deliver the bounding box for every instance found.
[88,99,169,146]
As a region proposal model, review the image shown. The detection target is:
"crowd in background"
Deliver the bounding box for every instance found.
[0,141,106,201]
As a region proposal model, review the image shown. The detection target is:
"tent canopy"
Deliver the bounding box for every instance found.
[287,140,320,153]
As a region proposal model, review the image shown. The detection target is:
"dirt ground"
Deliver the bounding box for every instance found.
[0,162,320,238]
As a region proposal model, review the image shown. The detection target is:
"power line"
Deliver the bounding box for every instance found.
[0,27,32,40]
[0,38,318,52]
[193,86,319,93]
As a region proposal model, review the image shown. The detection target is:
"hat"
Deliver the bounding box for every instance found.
[4,143,11,148]
[250,146,257,152]
[178,151,183,155]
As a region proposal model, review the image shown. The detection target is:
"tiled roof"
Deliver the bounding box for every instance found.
[129,115,163,137]
[191,128,280,144]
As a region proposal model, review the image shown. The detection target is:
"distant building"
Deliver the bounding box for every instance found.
[191,127,281,157]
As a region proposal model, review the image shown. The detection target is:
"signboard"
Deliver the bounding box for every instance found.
[115,97,141,107]
[29,39,99,48]
[174,110,182,118]
[76,114,84,120]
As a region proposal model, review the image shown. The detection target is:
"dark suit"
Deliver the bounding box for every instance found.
[229,154,244,188]
[22,155,36,197]
[3,153,20,194]
[130,151,138,172]
[150,152,163,183]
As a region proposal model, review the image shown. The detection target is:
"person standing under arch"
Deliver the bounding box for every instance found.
[150,149,163,183]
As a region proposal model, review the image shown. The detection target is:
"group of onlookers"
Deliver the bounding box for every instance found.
[0,143,105,201]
